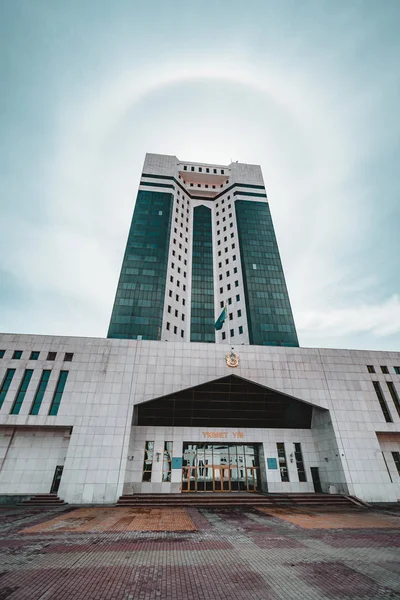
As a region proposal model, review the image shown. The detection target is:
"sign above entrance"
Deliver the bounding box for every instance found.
[267,458,278,470]
[172,457,182,469]
[202,431,244,439]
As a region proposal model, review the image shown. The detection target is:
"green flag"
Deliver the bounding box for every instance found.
[214,306,227,330]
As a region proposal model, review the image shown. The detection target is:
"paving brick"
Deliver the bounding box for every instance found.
[0,505,399,600]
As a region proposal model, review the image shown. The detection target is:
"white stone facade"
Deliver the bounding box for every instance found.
[1,332,399,504]
[140,153,267,344]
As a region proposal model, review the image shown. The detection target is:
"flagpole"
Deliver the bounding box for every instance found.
[226,304,231,348]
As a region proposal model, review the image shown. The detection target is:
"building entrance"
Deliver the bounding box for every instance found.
[182,443,261,492]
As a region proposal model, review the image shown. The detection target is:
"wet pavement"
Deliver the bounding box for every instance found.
[0,504,399,599]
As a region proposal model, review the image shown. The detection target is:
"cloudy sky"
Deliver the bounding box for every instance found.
[1,0,399,350]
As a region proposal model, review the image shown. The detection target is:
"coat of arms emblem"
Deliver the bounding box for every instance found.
[225,351,239,368]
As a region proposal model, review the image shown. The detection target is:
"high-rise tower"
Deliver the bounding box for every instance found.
[107,153,299,347]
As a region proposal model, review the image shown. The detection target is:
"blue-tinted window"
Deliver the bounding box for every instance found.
[0,350,5,359]
[108,191,173,340]
[30,351,40,360]
[12,351,22,359]
[235,200,299,347]
[48,371,69,416]
[0,369,16,409]
[10,369,33,415]
[30,370,51,415]
[190,206,215,343]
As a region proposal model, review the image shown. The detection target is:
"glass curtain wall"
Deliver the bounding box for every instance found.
[108,191,173,340]
[190,205,215,342]
[235,200,299,346]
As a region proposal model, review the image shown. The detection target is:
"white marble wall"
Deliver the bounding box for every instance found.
[0,333,399,503]
[0,428,69,494]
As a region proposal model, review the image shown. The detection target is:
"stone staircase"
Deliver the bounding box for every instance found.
[116,492,368,509]
[22,493,67,507]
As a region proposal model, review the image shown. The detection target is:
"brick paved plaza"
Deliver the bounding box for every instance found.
[0,504,399,599]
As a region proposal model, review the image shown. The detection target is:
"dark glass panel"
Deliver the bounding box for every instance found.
[190,205,215,342]
[235,200,299,347]
[137,375,313,428]
[108,191,173,340]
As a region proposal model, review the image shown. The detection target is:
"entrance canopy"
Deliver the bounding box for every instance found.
[135,375,313,428]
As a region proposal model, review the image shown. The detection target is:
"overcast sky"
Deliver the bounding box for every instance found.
[1,0,399,351]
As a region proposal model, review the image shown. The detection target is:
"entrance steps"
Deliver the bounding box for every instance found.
[22,493,67,507]
[117,492,368,509]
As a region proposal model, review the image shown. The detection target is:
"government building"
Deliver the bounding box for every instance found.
[0,153,399,504]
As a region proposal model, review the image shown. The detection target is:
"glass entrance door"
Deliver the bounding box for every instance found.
[182,467,196,492]
[246,467,257,492]
[213,466,231,492]
[182,443,261,492]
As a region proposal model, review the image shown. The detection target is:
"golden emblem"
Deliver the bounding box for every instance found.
[225,351,239,368]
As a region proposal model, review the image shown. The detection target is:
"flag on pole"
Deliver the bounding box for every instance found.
[214,305,227,330]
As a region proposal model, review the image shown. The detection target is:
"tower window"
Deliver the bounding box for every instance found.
[222,332,226,340]
[239,326,243,334]
[367,365,375,373]
[12,351,22,359]
[381,366,389,374]
[237,309,242,318]
[47,352,57,361]
[166,322,170,330]
[372,381,393,422]
[236,294,240,302]
[230,329,234,337]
